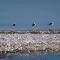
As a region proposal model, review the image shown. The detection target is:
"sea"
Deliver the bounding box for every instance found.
[0,53,60,60]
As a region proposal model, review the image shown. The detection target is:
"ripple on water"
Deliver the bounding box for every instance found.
[0,53,60,60]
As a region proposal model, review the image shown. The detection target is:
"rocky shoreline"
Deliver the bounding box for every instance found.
[0,30,60,55]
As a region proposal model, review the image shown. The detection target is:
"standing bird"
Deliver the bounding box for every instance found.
[48,21,54,31]
[11,23,16,31]
[32,22,36,31]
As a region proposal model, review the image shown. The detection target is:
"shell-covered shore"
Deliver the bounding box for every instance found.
[0,30,60,55]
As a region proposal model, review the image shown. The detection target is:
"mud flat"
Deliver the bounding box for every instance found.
[0,30,60,55]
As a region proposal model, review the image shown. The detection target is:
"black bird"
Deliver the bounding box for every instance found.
[12,24,16,26]
[32,22,36,27]
[48,22,54,26]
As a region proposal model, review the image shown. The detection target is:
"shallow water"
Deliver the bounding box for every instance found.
[0,53,60,60]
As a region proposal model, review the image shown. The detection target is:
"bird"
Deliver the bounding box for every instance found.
[12,23,16,26]
[32,22,36,27]
[48,22,54,26]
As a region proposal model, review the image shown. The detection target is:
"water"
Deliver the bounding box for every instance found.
[0,54,60,60]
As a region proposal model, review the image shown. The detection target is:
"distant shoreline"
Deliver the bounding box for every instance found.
[0,29,60,34]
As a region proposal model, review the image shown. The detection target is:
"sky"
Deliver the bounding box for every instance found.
[0,0,60,30]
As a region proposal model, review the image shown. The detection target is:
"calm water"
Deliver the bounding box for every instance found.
[0,54,60,60]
